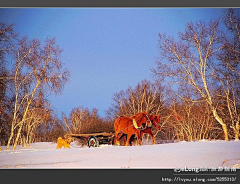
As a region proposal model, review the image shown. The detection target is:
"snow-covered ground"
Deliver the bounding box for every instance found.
[0,140,240,169]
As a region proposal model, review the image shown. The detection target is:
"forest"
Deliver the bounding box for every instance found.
[0,9,239,150]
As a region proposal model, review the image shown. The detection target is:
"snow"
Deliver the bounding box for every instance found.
[0,140,240,169]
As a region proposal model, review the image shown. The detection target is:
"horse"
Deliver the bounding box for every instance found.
[139,114,161,145]
[121,114,162,145]
[114,112,149,146]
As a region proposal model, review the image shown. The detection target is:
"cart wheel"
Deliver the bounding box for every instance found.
[88,136,99,148]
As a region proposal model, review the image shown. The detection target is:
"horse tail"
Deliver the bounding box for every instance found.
[114,117,123,145]
[114,117,121,130]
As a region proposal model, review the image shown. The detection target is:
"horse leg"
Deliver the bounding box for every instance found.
[129,135,134,146]
[117,132,126,146]
[115,132,121,146]
[121,135,127,146]
[148,131,155,145]
[123,134,134,146]
[140,131,144,143]
[125,134,132,146]
[136,132,142,146]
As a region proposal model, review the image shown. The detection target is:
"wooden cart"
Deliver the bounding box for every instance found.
[65,132,115,148]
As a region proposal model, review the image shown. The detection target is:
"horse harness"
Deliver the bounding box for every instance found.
[132,114,152,130]
[118,114,152,134]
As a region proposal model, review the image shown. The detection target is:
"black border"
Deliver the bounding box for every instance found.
[1,1,240,184]
[0,0,239,7]
[0,169,239,184]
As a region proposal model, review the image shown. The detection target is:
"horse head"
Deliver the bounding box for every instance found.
[133,112,149,130]
[150,115,162,131]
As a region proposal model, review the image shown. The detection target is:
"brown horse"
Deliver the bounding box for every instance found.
[114,112,149,146]
[122,114,162,145]
[139,114,161,145]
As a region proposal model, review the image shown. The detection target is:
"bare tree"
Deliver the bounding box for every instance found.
[108,79,166,119]
[0,23,17,62]
[33,112,66,143]
[152,19,230,140]
[216,9,240,140]
[67,106,89,133]
[0,23,18,145]
[165,97,219,141]
[20,93,53,147]
[6,37,70,150]
[0,23,16,102]
[221,9,240,74]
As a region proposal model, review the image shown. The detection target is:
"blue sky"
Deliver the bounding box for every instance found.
[0,8,229,118]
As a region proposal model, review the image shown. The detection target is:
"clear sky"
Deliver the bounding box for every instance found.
[0,8,230,118]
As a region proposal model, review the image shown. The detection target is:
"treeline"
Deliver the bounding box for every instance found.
[0,9,239,150]
[62,107,114,134]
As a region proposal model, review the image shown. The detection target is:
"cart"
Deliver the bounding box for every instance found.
[65,132,115,148]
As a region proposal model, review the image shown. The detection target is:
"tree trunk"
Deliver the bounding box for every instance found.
[12,123,23,150]
[6,127,14,150]
[6,92,19,150]
[212,108,229,141]
[234,121,239,140]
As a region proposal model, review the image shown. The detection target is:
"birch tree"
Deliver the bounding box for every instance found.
[21,93,52,146]
[6,37,70,150]
[152,20,230,140]
[216,9,240,140]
